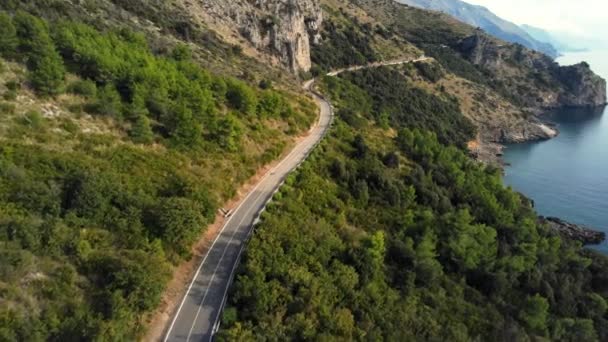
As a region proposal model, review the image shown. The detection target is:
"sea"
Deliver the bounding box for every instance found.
[503,50,608,252]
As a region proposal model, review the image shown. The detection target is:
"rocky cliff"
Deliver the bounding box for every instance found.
[557,62,608,107]
[183,0,322,73]
[457,31,607,109]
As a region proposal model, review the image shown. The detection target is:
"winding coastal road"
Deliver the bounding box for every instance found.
[162,56,427,342]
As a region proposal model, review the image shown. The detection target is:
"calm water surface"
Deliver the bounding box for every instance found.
[503,50,608,252]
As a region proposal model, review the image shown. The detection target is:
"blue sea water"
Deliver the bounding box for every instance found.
[503,50,608,252]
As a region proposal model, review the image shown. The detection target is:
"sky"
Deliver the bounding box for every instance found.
[464,0,606,38]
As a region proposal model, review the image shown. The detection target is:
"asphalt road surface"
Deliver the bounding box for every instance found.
[163,80,333,342]
[163,57,426,342]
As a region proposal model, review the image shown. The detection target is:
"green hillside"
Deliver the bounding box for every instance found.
[216,1,608,341]
[0,10,314,341]
[218,64,608,342]
[0,0,607,341]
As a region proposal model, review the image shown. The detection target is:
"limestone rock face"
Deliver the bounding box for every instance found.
[457,31,607,109]
[194,0,322,73]
[556,62,608,107]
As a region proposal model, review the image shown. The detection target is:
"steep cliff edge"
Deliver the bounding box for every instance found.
[457,31,607,109]
[181,0,322,73]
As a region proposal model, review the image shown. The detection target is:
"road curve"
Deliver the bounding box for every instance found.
[163,79,332,342]
[163,57,425,342]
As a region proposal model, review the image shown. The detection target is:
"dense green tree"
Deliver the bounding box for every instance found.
[155,197,205,255]
[28,52,65,96]
[0,13,18,58]
[91,85,122,117]
[168,104,202,147]
[13,11,65,95]
[212,114,242,152]
[129,114,154,144]
[519,294,550,334]
[67,79,97,98]
[226,79,258,115]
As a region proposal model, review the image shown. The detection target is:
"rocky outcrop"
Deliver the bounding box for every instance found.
[456,31,607,109]
[540,216,606,245]
[556,62,607,107]
[498,120,557,143]
[187,0,322,73]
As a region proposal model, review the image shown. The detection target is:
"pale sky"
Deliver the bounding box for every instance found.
[464,0,606,37]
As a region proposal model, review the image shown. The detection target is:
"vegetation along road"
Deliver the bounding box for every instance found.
[163,57,428,342]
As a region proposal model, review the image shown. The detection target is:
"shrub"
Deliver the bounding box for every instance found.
[14,12,65,96]
[414,61,445,83]
[0,101,16,114]
[19,110,44,129]
[67,79,97,98]
[226,79,258,115]
[129,114,154,144]
[258,79,273,90]
[89,85,122,117]
[3,90,17,101]
[0,13,18,58]
[154,197,206,256]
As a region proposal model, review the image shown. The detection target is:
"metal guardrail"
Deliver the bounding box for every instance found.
[211,78,335,338]
[209,57,425,339]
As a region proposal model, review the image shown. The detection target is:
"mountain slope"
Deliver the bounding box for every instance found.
[397,0,558,58]
[0,5,318,340]
[217,2,608,341]
[2,0,608,341]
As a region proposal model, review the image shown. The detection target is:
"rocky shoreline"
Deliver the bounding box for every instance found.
[540,216,606,245]
[471,115,559,166]
[478,122,606,245]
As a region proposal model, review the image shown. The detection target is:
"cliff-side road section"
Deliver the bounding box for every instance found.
[162,57,427,342]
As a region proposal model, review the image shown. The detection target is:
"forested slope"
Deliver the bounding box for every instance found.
[218,65,608,341]
[0,10,315,341]
[217,1,608,340]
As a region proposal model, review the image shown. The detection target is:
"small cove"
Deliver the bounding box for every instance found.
[503,50,608,252]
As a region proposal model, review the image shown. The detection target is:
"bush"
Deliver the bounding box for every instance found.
[0,101,16,114]
[19,110,44,129]
[5,80,20,91]
[226,79,258,115]
[414,61,445,82]
[211,114,242,152]
[28,51,65,96]
[258,79,273,90]
[14,12,65,96]
[257,91,287,118]
[67,79,97,98]
[89,85,122,117]
[129,114,154,144]
[3,90,17,101]
[0,12,18,58]
[155,197,206,256]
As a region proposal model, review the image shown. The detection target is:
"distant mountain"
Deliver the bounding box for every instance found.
[396,0,559,58]
[521,24,590,53]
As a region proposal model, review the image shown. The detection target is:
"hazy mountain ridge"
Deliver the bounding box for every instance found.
[521,24,590,53]
[396,0,559,58]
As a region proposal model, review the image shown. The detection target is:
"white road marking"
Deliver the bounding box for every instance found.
[163,56,425,342]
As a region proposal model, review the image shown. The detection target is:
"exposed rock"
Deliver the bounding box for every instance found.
[498,119,558,143]
[556,62,608,107]
[183,0,322,73]
[540,216,606,245]
[456,31,607,109]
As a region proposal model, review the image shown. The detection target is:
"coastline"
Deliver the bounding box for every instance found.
[475,105,608,246]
